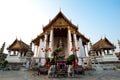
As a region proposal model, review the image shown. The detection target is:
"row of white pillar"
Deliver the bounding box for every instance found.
[95,49,115,57]
[33,29,54,58]
[33,27,89,58]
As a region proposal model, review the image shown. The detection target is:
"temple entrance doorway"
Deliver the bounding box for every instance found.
[53,28,68,58]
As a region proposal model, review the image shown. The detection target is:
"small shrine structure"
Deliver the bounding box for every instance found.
[89,37,118,63]
[7,39,29,57]
[6,39,30,63]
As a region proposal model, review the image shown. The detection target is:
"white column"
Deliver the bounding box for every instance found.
[101,50,105,57]
[73,32,77,49]
[36,46,39,57]
[111,49,115,56]
[39,33,48,66]
[44,33,48,48]
[35,45,38,57]
[18,51,21,57]
[73,32,83,65]
[38,39,41,57]
[85,44,89,57]
[39,39,45,65]
[68,28,73,55]
[105,50,107,55]
[73,32,84,66]
[77,38,85,65]
[38,39,42,57]
[48,29,53,58]
[33,45,37,57]
[44,33,48,58]
[33,44,36,56]
[98,51,100,56]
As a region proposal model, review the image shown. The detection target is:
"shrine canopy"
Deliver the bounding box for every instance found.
[91,37,115,51]
[7,39,29,52]
[32,11,89,45]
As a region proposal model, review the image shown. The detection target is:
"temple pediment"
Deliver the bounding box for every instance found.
[53,18,69,28]
[43,11,78,31]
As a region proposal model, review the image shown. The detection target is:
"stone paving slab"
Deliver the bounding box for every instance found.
[0,69,120,80]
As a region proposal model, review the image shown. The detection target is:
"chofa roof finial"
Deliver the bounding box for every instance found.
[60,7,61,12]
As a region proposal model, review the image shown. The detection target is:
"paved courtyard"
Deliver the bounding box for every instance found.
[0,68,120,80]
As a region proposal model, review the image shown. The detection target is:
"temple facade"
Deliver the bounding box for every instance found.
[32,11,90,65]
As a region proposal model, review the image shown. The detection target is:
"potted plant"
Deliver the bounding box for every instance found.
[67,54,76,65]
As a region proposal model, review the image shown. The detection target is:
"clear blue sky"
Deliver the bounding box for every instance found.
[0,0,120,52]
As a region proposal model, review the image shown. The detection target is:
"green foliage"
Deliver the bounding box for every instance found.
[56,47,62,52]
[1,60,8,68]
[67,57,72,64]
[52,47,62,57]
[116,66,120,69]
[68,54,76,61]
[46,57,50,62]
[67,54,77,64]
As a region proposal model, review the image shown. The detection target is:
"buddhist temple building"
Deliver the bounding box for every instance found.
[6,39,30,63]
[89,37,118,63]
[32,11,90,65]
